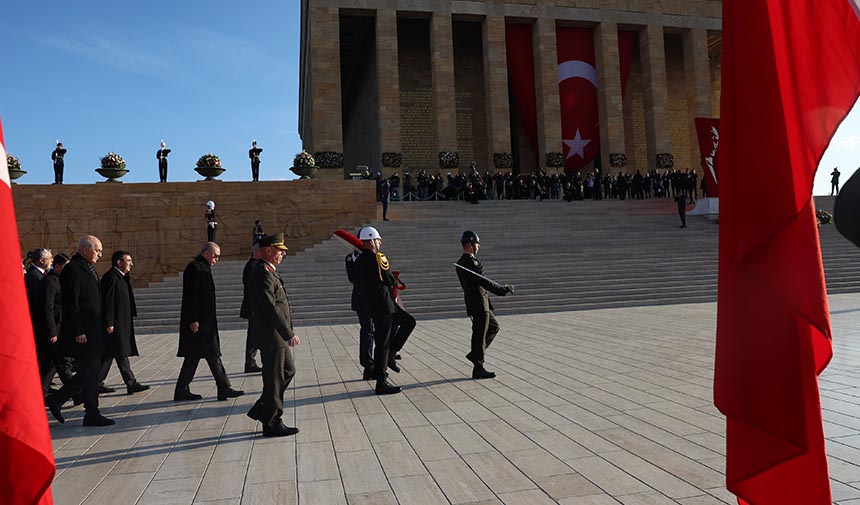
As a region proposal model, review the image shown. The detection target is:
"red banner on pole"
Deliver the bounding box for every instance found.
[695,117,719,197]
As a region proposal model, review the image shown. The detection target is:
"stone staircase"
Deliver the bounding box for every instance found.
[134,197,860,334]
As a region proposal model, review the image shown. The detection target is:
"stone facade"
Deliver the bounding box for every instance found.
[299,0,722,176]
[13,180,375,287]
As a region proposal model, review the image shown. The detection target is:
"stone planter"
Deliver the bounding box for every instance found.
[195,166,226,181]
[290,165,318,180]
[7,168,26,182]
[95,167,129,182]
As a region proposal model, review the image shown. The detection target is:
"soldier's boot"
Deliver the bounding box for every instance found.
[472,365,496,380]
[375,378,401,395]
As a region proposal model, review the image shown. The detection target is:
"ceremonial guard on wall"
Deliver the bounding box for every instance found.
[246,233,300,437]
[455,231,513,379]
[51,141,66,185]
[157,140,171,183]
[249,140,263,182]
[205,201,218,242]
[353,226,415,395]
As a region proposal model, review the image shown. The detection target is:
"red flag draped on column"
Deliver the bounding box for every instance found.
[716,1,860,504]
[0,118,56,504]
[505,23,539,154]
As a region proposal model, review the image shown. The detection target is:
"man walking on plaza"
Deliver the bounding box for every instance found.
[98,250,149,395]
[246,233,300,437]
[456,231,513,379]
[174,242,244,401]
[35,254,75,396]
[354,226,415,395]
[346,243,374,379]
[47,235,114,426]
[240,241,263,373]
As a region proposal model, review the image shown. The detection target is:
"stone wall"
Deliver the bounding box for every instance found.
[12,179,376,287]
[398,18,436,172]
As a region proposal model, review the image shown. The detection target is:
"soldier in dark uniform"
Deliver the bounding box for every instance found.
[456,231,512,379]
[249,140,263,182]
[205,201,217,242]
[346,244,374,379]
[174,242,244,401]
[241,241,263,373]
[246,233,300,437]
[157,141,171,182]
[98,251,149,395]
[675,192,688,228]
[36,254,75,396]
[832,167,841,196]
[353,226,415,395]
[51,142,66,184]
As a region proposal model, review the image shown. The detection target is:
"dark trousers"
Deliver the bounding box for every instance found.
[679,208,687,227]
[98,355,136,387]
[50,356,100,416]
[371,306,415,379]
[356,308,374,368]
[159,161,168,182]
[382,198,389,219]
[175,356,231,395]
[53,162,63,184]
[251,162,260,181]
[832,183,839,196]
[468,311,500,365]
[38,348,75,395]
[245,319,259,368]
[255,346,296,426]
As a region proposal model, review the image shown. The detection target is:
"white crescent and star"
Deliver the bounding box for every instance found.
[0,141,9,188]
[558,59,597,159]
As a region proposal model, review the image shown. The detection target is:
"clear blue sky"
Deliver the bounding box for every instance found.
[0,1,303,184]
[1,2,856,192]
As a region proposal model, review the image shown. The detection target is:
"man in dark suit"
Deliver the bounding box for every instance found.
[346,246,374,380]
[157,141,171,183]
[98,251,149,395]
[246,233,300,437]
[249,140,262,182]
[47,235,114,426]
[26,248,52,395]
[240,241,263,373]
[174,242,244,401]
[455,231,512,379]
[51,142,66,184]
[353,227,415,395]
[36,254,75,396]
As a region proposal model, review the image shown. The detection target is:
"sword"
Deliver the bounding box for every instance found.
[453,263,514,293]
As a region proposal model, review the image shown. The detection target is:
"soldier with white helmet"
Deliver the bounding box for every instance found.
[205,201,217,242]
[353,226,415,394]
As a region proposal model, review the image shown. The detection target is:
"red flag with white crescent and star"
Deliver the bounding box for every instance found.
[557,28,634,174]
[0,118,56,504]
[716,0,860,503]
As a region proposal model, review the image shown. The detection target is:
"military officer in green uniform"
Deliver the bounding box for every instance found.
[455,231,513,379]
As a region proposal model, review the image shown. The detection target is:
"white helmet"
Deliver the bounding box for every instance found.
[359,226,381,241]
[206,200,215,210]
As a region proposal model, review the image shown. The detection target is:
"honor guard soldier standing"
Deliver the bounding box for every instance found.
[354,226,415,394]
[456,231,513,379]
[157,140,171,182]
[205,201,218,242]
[246,233,300,437]
[249,140,263,182]
[52,141,66,184]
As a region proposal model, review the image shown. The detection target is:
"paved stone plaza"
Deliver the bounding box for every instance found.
[49,295,860,505]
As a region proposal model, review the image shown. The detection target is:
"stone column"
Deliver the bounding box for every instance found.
[308,6,344,180]
[483,14,511,173]
[594,22,626,175]
[684,28,712,172]
[534,16,563,174]
[431,8,458,168]
[377,9,401,177]
[640,24,671,170]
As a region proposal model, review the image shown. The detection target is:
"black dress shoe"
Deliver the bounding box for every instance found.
[394,354,402,360]
[244,364,263,374]
[83,413,115,427]
[387,359,400,373]
[173,391,203,401]
[472,365,496,380]
[262,422,299,437]
[375,380,401,395]
[46,398,65,424]
[98,385,116,394]
[126,382,150,395]
[217,388,244,401]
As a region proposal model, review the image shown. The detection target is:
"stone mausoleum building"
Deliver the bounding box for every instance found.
[299,1,722,179]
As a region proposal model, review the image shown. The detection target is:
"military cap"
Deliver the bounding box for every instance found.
[258,233,289,251]
[460,230,480,244]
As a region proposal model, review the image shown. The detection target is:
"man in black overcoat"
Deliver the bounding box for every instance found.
[456,231,512,379]
[246,233,300,437]
[174,242,244,401]
[25,249,52,357]
[98,251,149,395]
[240,241,263,373]
[353,227,415,395]
[47,235,114,426]
[36,254,75,396]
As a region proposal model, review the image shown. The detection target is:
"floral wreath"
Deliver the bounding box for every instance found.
[197,153,222,168]
[100,152,127,169]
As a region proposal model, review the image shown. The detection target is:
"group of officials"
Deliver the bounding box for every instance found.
[33,224,512,438]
